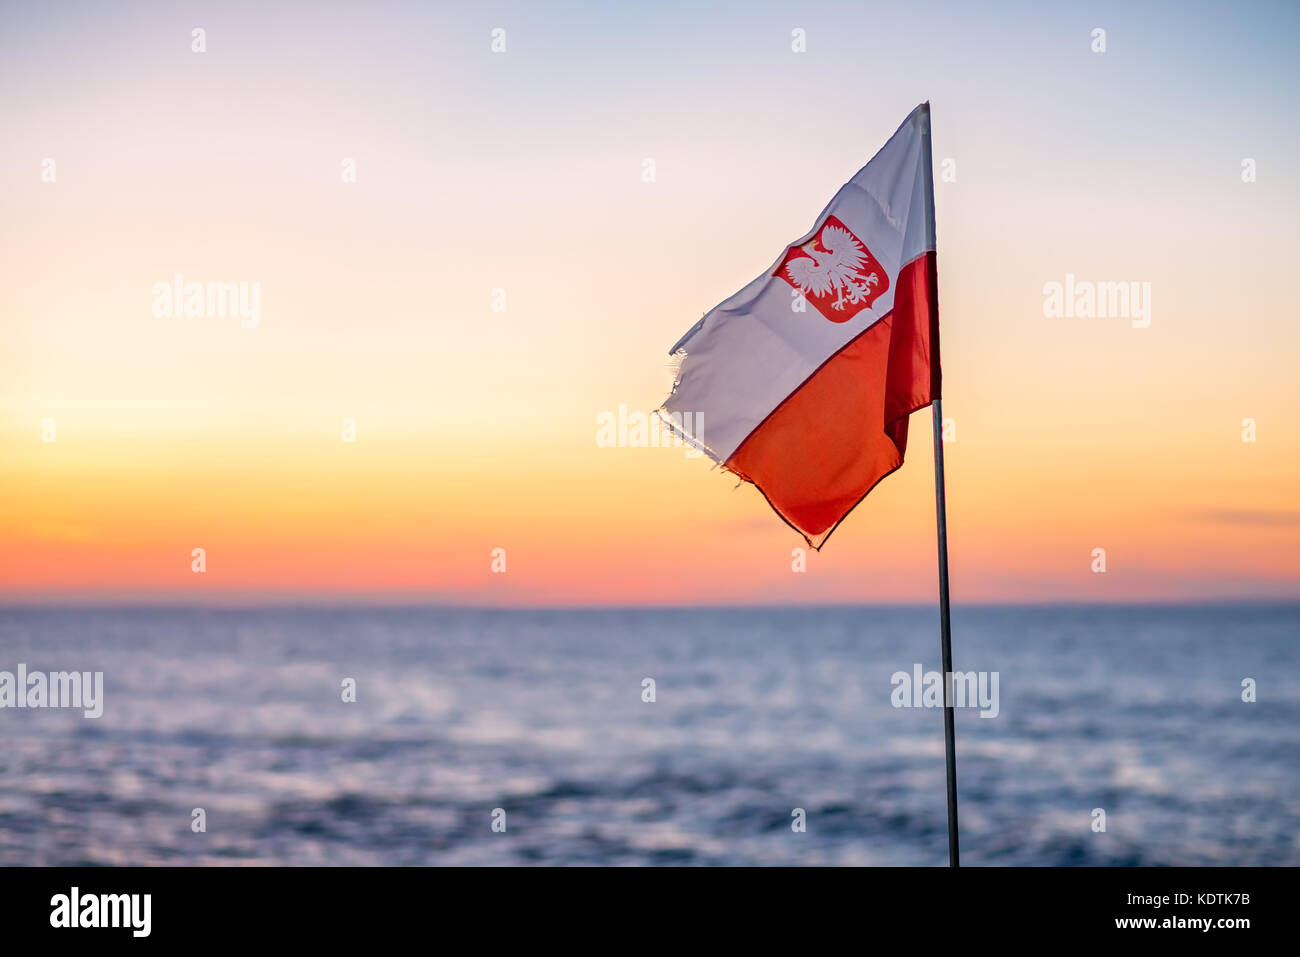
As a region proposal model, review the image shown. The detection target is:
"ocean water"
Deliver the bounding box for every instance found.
[0,604,1296,866]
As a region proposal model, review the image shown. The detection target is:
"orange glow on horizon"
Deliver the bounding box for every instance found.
[3,4,1298,605]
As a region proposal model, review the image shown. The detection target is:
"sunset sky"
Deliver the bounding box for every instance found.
[2,0,1298,604]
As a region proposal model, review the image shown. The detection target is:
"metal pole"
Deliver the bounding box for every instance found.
[931,397,960,867]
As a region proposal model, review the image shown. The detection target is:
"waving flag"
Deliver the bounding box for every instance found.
[660,103,940,548]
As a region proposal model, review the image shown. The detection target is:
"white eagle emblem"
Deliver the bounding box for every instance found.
[784,224,881,312]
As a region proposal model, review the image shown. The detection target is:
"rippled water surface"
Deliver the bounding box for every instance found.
[1,605,1296,865]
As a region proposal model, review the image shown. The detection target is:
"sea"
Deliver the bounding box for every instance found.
[0,604,1296,866]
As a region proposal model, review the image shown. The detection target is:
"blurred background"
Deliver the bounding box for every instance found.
[1,604,1297,865]
[2,0,1298,604]
[0,1,1297,865]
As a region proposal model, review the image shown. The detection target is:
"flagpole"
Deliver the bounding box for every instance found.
[931,397,960,866]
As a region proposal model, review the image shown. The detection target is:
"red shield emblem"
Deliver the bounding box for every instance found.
[774,215,889,323]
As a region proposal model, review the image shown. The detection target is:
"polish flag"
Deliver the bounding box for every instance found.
[660,103,940,548]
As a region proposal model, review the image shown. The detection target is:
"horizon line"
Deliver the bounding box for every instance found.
[1,596,1298,612]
